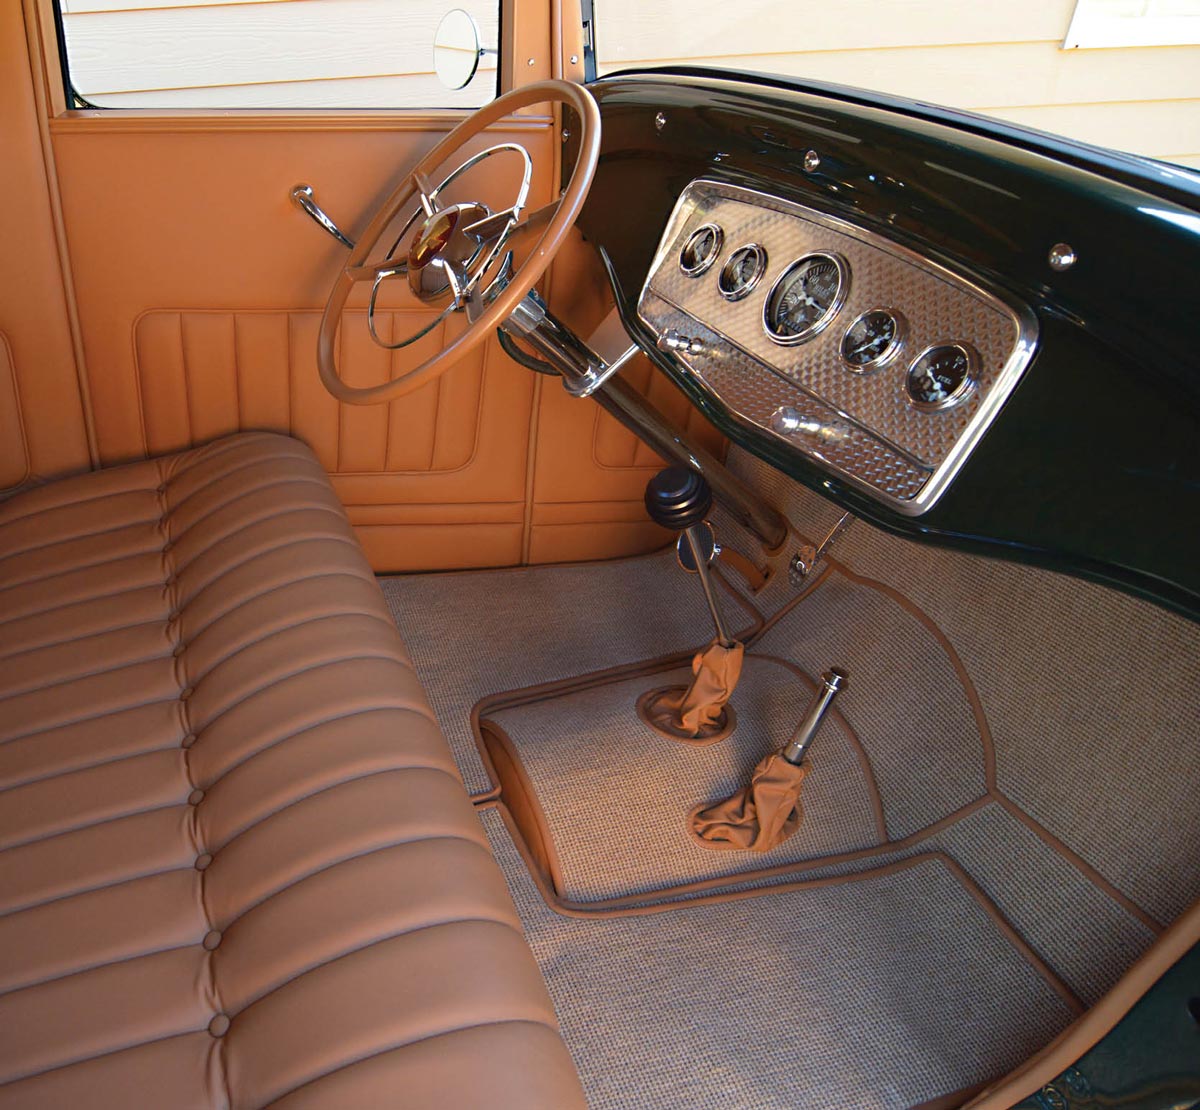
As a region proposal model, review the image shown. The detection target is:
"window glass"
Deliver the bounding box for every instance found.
[593,0,1200,170]
[58,0,499,109]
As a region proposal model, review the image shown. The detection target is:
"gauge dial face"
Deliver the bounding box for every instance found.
[679,224,723,276]
[906,344,977,410]
[841,308,904,371]
[718,244,767,300]
[764,253,849,344]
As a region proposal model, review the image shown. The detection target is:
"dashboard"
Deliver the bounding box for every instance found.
[568,68,1200,618]
[637,179,1037,514]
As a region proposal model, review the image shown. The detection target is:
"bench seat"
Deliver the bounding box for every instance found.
[0,432,584,1108]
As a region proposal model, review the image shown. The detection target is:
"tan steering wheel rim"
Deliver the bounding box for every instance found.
[317,79,601,406]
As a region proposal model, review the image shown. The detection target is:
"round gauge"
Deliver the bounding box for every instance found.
[763,253,850,345]
[906,344,978,411]
[679,224,724,276]
[718,244,767,301]
[841,308,905,371]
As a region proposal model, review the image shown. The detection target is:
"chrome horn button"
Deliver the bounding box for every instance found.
[407,201,489,300]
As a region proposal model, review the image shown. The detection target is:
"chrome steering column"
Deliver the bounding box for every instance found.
[501,290,788,550]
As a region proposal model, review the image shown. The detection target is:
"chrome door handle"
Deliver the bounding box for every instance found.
[290,184,355,249]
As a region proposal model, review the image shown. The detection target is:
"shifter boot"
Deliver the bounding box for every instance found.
[689,753,811,852]
[637,639,744,742]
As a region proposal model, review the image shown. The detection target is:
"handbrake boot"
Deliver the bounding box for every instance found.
[689,753,811,852]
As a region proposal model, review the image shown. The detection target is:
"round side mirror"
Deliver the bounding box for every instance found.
[433,9,483,91]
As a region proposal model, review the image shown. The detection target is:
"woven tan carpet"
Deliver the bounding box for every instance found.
[486,655,883,902]
[480,807,1078,1110]
[719,445,1200,924]
[379,547,756,795]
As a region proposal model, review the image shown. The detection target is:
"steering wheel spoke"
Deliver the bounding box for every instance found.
[411,169,440,218]
[346,257,408,285]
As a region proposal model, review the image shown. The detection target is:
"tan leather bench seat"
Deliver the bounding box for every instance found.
[0,432,584,1108]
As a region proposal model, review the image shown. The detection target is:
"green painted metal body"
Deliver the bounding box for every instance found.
[571,69,1200,620]
[1012,943,1200,1110]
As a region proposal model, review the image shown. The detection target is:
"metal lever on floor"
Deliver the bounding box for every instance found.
[644,466,734,647]
[781,669,848,764]
[689,666,848,851]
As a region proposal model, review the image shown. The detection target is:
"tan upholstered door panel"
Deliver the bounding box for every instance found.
[135,310,484,473]
[46,118,549,570]
[130,307,533,568]
[0,1,91,494]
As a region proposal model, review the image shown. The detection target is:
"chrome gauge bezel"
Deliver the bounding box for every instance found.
[905,343,979,412]
[762,251,850,346]
[679,223,724,277]
[718,243,768,301]
[840,307,906,374]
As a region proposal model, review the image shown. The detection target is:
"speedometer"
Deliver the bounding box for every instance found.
[763,253,849,344]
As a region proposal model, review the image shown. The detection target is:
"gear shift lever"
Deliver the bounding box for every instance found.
[638,467,744,742]
[644,467,734,648]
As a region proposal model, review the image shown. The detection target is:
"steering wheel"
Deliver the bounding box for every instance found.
[318,79,600,406]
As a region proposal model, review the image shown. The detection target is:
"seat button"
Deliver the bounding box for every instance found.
[202,929,222,951]
[181,733,197,749]
[208,1013,230,1037]
[162,542,173,554]
[188,788,205,806]
[180,686,194,700]
[156,483,167,494]
[173,643,186,658]
[194,853,213,871]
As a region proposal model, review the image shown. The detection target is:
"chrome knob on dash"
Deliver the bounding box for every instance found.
[769,405,850,446]
[656,329,704,355]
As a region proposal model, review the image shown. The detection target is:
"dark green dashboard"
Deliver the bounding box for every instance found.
[567,69,1200,621]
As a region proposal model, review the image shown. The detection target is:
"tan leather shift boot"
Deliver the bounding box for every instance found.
[637,639,744,743]
[689,753,811,851]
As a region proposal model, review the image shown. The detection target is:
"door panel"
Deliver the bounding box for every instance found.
[0,0,91,495]
[49,117,549,569]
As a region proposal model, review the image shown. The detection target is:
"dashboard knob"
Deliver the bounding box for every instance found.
[656,329,704,355]
[770,405,850,445]
[770,405,804,435]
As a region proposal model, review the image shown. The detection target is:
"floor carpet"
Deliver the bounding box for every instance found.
[380,447,1197,1106]
[379,547,758,796]
[481,807,1077,1110]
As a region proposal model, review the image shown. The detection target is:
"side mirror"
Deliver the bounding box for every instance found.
[433,9,488,91]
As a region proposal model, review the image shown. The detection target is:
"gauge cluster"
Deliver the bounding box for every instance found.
[637,179,1037,513]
